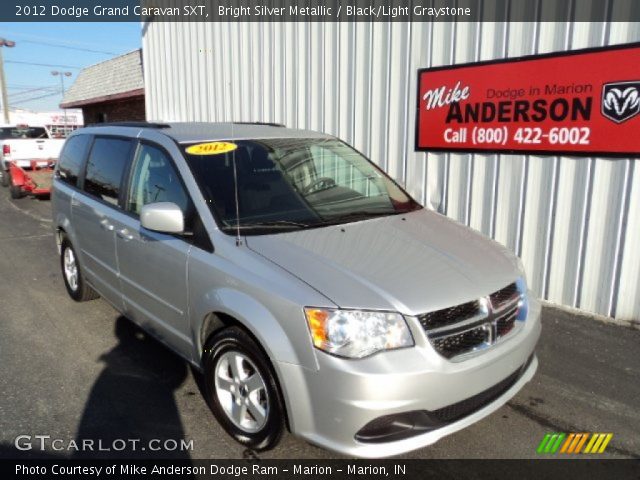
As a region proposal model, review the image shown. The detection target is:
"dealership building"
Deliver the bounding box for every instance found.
[142,8,640,322]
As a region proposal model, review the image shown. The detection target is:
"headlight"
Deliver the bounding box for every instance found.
[304,308,414,359]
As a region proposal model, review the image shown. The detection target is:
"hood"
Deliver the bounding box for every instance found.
[245,209,522,315]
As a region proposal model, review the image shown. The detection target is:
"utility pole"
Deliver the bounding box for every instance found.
[51,70,72,136]
[0,38,16,124]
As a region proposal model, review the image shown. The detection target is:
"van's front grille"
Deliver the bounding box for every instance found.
[418,282,522,359]
[490,282,519,310]
[431,325,487,359]
[419,299,479,330]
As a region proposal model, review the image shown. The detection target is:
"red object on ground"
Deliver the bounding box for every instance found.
[8,159,56,197]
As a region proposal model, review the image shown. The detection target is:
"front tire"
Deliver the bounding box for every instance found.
[203,326,285,451]
[60,236,99,302]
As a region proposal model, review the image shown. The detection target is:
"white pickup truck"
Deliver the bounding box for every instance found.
[0,124,65,187]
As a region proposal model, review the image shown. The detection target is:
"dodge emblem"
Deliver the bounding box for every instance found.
[601,81,640,123]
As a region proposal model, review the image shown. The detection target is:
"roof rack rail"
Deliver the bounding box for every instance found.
[232,121,285,128]
[87,122,171,129]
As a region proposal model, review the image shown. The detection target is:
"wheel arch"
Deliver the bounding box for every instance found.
[54,226,66,253]
[54,216,79,258]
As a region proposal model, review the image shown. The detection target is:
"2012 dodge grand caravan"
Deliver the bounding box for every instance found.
[52,122,540,457]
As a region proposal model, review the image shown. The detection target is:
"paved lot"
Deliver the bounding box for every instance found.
[0,189,638,460]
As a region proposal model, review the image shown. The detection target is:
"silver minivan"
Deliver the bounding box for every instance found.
[52,122,540,458]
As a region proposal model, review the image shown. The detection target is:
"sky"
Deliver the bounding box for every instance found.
[0,22,141,112]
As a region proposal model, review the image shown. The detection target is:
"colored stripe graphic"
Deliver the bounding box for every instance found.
[597,434,613,453]
[537,433,613,454]
[573,433,589,454]
[537,434,552,454]
[537,433,566,453]
[545,434,558,453]
[550,433,566,453]
[560,433,575,453]
[584,434,600,453]
[566,433,583,453]
[584,433,613,454]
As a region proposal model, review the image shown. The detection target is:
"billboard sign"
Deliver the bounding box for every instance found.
[415,43,640,157]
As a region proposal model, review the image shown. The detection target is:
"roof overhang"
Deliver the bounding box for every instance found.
[60,88,144,109]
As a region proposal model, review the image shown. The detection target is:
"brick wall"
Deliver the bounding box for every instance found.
[81,96,145,124]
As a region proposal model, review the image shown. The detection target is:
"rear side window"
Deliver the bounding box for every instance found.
[57,135,91,187]
[84,137,133,205]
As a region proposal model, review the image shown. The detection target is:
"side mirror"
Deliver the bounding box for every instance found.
[140,202,184,234]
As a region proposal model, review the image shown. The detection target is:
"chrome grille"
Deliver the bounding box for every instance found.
[496,304,519,336]
[419,282,522,359]
[431,325,488,359]
[490,283,519,309]
[418,299,479,330]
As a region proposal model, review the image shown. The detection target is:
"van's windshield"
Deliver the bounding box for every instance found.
[183,138,421,235]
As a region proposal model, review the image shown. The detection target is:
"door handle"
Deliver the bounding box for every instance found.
[100,219,114,231]
[117,229,134,241]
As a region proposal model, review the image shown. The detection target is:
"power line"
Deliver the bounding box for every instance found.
[19,40,120,56]
[8,84,58,90]
[0,30,137,51]
[9,86,58,98]
[5,60,81,69]
[10,91,61,105]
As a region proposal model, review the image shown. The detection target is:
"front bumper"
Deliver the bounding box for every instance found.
[277,296,541,458]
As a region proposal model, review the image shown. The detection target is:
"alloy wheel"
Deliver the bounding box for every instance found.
[214,351,269,433]
[63,247,78,291]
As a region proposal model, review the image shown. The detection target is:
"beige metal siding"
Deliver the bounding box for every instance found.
[143,11,640,321]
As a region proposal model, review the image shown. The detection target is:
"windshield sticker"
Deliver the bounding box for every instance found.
[186,142,238,155]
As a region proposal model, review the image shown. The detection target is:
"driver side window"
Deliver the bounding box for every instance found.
[127,143,191,218]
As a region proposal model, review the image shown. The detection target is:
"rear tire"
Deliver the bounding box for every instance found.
[9,183,23,199]
[60,236,99,302]
[203,326,285,451]
[1,169,10,187]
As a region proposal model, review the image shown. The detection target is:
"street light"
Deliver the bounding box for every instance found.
[0,38,16,124]
[52,70,72,137]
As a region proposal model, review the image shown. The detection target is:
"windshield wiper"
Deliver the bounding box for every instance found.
[318,210,399,226]
[223,220,312,230]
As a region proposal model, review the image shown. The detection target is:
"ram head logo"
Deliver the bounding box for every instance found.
[601,82,640,123]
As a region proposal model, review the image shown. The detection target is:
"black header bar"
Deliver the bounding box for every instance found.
[6,0,640,22]
[3,459,640,480]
